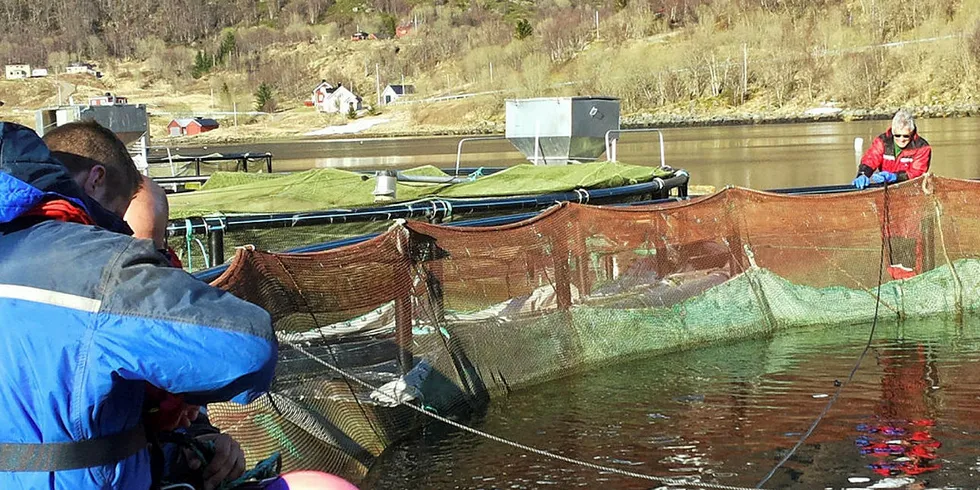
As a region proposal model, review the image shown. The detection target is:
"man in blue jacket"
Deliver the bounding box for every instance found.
[0,121,278,489]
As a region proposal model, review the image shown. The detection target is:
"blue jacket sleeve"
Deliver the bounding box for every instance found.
[95,238,277,406]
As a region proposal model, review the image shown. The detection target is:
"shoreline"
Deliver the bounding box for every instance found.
[179,104,980,146]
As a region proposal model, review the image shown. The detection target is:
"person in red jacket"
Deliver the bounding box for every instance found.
[853,109,932,189]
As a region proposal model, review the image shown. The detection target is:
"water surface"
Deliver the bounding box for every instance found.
[365,318,980,489]
[180,117,980,190]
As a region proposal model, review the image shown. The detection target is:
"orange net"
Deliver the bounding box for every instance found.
[206,175,980,484]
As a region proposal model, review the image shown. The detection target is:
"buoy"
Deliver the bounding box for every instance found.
[266,471,359,490]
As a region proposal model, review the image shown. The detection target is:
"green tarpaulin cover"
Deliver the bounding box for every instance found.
[168,162,673,218]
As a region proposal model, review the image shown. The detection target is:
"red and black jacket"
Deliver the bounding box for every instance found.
[857,129,931,182]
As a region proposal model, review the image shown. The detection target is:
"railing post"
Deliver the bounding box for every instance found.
[604,128,667,166]
[395,282,413,375]
[395,231,414,375]
[854,137,864,169]
[207,223,225,266]
[455,136,507,175]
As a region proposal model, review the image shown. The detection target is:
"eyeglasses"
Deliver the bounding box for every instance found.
[894,133,911,139]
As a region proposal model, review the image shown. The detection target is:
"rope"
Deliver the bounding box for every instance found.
[754,183,891,488]
[440,199,453,221]
[183,219,194,271]
[283,340,758,490]
[194,238,211,269]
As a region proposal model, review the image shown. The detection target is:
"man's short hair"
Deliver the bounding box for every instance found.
[42,121,142,202]
[892,109,916,133]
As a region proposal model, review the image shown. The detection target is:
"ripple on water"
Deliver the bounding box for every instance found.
[366,317,980,489]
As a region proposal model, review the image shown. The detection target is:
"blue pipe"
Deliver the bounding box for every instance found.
[767,183,859,195]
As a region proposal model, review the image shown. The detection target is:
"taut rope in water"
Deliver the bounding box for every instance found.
[754,183,891,488]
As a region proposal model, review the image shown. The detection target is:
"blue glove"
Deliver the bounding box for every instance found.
[870,171,897,184]
[852,174,870,189]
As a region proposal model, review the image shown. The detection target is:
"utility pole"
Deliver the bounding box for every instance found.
[741,43,748,104]
[375,63,381,106]
[233,102,238,126]
[595,10,599,40]
[489,62,494,84]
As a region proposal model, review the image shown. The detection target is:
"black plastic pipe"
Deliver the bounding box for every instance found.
[169,171,690,236]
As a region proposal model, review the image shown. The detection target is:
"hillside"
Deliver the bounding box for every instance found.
[1,0,979,144]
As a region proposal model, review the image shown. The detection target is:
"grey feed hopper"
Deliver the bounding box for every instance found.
[36,104,149,147]
[505,97,620,165]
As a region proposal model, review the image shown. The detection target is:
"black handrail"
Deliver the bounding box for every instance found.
[169,171,690,235]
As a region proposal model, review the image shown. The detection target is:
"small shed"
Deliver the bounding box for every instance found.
[168,117,220,136]
[381,84,416,105]
[350,31,376,41]
[5,64,30,80]
[31,68,48,78]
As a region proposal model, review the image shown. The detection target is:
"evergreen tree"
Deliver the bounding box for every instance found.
[514,19,533,40]
[192,50,212,79]
[254,83,277,112]
[380,13,397,38]
[218,31,236,64]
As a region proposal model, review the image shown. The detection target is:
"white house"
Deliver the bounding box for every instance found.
[88,93,128,106]
[381,84,415,105]
[5,64,30,80]
[66,62,101,77]
[313,83,362,114]
[31,68,48,78]
[310,80,334,107]
[65,62,93,74]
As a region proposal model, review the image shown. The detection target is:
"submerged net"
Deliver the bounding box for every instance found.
[205,175,980,485]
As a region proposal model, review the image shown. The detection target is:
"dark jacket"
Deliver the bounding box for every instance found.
[0,122,277,489]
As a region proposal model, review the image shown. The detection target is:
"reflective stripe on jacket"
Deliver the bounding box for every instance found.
[0,122,277,489]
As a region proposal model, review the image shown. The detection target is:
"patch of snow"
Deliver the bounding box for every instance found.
[804,106,844,116]
[306,117,391,136]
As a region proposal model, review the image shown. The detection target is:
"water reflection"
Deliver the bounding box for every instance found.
[193,117,980,190]
[365,318,980,489]
[857,343,942,477]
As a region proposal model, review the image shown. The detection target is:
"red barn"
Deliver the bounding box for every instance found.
[167,117,219,137]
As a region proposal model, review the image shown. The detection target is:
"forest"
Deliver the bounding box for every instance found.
[2,0,979,128]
